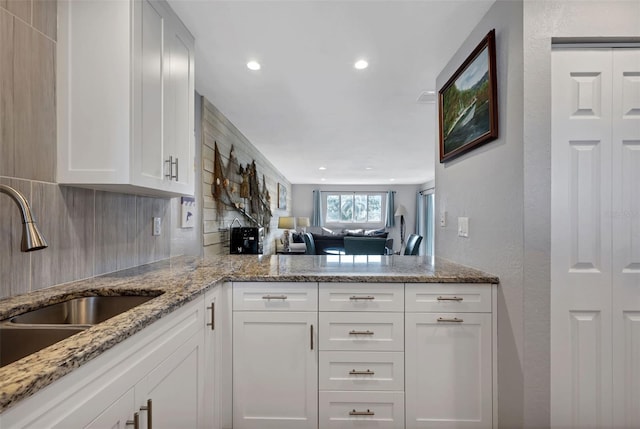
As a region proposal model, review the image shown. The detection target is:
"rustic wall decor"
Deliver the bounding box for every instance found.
[211,142,272,231]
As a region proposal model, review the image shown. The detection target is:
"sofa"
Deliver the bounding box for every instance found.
[308,230,390,255]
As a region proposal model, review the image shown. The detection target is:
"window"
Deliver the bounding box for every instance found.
[325,193,383,225]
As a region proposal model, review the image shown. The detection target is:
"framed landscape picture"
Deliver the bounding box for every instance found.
[277,183,287,209]
[439,29,498,163]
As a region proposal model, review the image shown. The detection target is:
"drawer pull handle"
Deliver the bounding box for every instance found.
[349,409,375,416]
[140,399,152,429]
[126,413,140,428]
[349,369,375,375]
[437,317,464,323]
[349,330,374,335]
[350,295,375,300]
[437,296,463,301]
[206,303,215,330]
[262,295,288,300]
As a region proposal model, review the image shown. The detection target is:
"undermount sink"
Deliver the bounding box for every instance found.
[0,294,162,368]
[9,295,158,325]
[0,326,86,368]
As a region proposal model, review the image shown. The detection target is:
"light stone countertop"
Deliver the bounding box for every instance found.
[0,254,498,413]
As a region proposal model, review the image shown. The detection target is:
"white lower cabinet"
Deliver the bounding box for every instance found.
[405,284,496,429]
[318,283,405,429]
[319,391,405,428]
[232,282,318,429]
[84,388,136,429]
[1,294,207,429]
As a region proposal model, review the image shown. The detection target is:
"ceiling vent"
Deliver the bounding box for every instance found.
[416,90,436,104]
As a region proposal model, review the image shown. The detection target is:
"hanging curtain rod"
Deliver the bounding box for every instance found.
[419,187,435,195]
[317,190,395,193]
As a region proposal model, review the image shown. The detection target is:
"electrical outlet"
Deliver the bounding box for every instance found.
[440,211,447,227]
[153,217,162,236]
[458,217,469,238]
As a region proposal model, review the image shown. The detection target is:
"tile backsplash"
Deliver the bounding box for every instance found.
[0,1,183,299]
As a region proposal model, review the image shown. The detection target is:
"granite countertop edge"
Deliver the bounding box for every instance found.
[0,254,498,413]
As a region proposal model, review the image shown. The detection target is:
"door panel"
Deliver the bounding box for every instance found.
[551,48,613,428]
[612,48,640,429]
[233,311,318,429]
[553,47,640,429]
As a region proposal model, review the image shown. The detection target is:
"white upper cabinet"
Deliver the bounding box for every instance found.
[57,0,195,197]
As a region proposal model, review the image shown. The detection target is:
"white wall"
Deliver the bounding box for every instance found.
[292,184,422,254]
[435,1,524,427]
[523,1,640,427]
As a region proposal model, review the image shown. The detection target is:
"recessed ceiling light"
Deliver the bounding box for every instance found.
[319,166,327,170]
[389,178,395,182]
[321,178,326,181]
[247,61,261,71]
[365,167,373,170]
[354,60,368,70]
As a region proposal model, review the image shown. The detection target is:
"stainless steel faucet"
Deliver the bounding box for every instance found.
[0,184,48,252]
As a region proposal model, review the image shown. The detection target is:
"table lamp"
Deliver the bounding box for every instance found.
[296,217,310,233]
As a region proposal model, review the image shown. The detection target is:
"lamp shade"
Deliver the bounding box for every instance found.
[394,205,408,217]
[296,217,310,228]
[278,216,295,229]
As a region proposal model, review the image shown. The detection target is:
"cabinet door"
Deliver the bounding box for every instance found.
[137,0,165,184]
[84,388,136,429]
[233,311,318,429]
[405,313,492,429]
[204,287,222,429]
[163,17,195,194]
[136,330,205,429]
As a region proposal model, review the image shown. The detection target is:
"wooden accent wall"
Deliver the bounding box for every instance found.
[201,97,291,256]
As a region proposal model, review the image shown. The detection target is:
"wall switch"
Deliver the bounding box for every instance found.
[153,217,162,236]
[458,217,469,238]
[440,211,447,227]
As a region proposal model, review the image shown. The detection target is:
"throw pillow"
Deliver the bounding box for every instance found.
[365,228,386,236]
[343,228,364,235]
[322,227,336,235]
[291,232,304,243]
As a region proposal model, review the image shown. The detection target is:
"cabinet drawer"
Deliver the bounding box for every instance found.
[319,351,404,391]
[319,283,404,312]
[233,282,317,311]
[405,283,492,313]
[319,312,404,351]
[319,391,404,429]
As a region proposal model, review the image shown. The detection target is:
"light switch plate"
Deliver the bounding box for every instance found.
[153,217,162,236]
[440,211,447,227]
[458,217,469,238]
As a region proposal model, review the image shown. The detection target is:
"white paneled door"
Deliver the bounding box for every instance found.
[552,47,640,429]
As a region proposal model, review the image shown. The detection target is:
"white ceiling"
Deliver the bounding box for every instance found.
[168,0,495,185]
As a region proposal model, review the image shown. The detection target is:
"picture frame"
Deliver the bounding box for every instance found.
[277,183,287,209]
[439,29,498,163]
[180,196,195,228]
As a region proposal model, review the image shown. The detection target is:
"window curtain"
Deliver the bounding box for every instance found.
[385,191,395,228]
[416,191,434,256]
[311,189,323,227]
